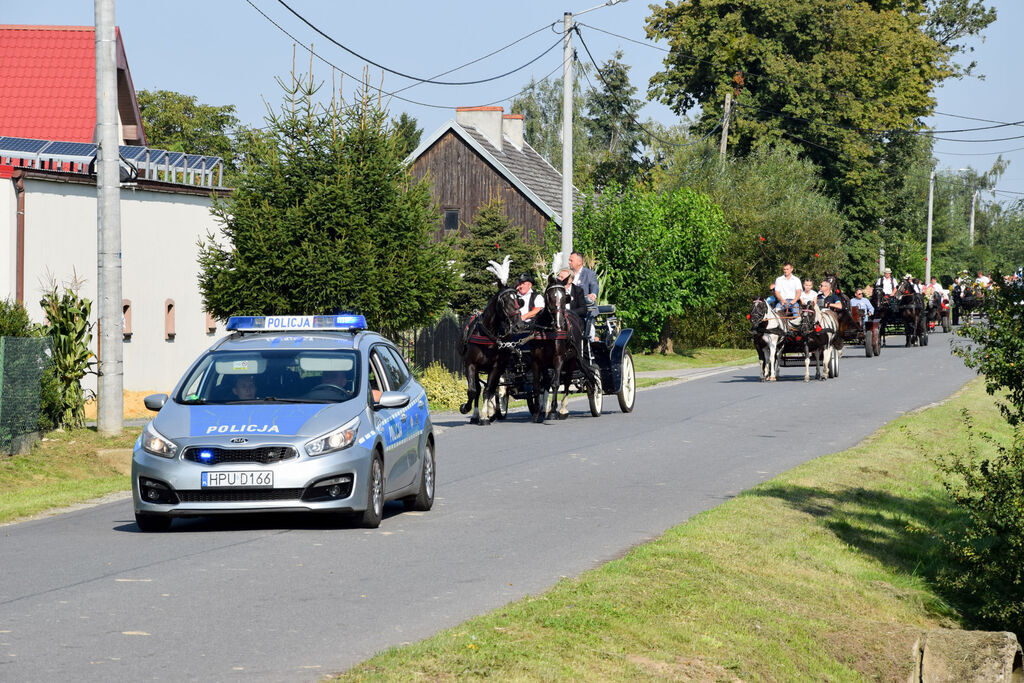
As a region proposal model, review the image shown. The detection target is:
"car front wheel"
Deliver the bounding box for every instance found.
[357,456,384,528]
[404,440,435,512]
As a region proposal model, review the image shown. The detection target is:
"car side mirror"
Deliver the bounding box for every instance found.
[375,391,410,409]
[144,393,168,412]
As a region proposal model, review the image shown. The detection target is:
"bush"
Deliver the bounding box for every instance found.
[935,414,1024,636]
[417,362,464,412]
[0,298,59,433]
[574,182,730,350]
[39,285,95,429]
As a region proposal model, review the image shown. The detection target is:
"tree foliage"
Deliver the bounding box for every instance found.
[573,182,730,349]
[651,141,846,345]
[198,72,454,334]
[137,89,240,164]
[392,112,423,157]
[39,285,94,430]
[449,198,542,315]
[585,51,649,189]
[645,0,996,238]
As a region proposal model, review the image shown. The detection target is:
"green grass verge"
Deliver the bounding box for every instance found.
[338,379,1003,681]
[632,348,757,373]
[0,427,141,524]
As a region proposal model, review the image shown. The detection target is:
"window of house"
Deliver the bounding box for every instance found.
[164,299,175,341]
[443,209,459,236]
[122,299,132,341]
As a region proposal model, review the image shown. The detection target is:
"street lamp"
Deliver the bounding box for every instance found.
[560,0,627,270]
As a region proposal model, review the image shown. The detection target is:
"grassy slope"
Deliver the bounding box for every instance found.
[0,427,140,524]
[339,379,1002,681]
[632,348,757,373]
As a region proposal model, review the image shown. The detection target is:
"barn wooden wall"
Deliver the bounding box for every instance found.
[410,132,550,244]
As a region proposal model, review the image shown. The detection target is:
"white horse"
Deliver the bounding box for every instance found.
[799,302,840,381]
[749,299,788,381]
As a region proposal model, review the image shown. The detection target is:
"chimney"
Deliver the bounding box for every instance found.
[456,106,504,150]
[503,114,524,151]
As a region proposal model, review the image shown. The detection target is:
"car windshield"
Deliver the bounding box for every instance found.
[174,349,361,405]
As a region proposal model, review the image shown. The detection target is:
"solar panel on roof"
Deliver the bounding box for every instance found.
[187,154,221,169]
[119,145,147,160]
[40,141,96,157]
[0,136,49,154]
[164,152,185,165]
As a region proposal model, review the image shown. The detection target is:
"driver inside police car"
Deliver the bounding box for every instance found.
[230,374,257,401]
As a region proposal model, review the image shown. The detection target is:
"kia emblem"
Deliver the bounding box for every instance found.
[230,437,248,444]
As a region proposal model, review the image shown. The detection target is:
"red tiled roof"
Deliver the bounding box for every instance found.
[0,25,143,144]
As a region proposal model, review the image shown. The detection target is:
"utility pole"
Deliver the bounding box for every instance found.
[560,11,574,271]
[95,0,123,434]
[879,246,885,276]
[925,170,935,283]
[969,189,978,247]
[719,92,732,161]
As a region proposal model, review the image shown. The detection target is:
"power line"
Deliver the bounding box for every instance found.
[245,0,568,111]
[934,145,1024,157]
[580,22,1024,136]
[276,0,561,86]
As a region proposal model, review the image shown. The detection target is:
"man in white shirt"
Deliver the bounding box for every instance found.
[773,262,802,316]
[515,274,544,323]
[876,267,897,296]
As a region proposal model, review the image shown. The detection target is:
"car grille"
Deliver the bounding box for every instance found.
[182,446,298,465]
[176,488,305,503]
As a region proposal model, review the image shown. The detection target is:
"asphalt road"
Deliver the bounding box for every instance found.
[1,334,976,681]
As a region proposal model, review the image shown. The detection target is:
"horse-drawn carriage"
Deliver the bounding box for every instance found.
[951,282,983,325]
[848,306,882,356]
[871,280,929,347]
[496,304,636,420]
[457,257,636,424]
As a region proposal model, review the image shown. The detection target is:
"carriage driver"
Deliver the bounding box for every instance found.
[876,267,897,295]
[515,274,544,324]
[817,280,843,313]
[773,262,802,317]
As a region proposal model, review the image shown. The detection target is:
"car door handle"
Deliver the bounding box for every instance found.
[417,400,424,409]
[400,414,407,422]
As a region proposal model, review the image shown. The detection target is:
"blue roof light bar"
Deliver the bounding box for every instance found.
[226,315,367,332]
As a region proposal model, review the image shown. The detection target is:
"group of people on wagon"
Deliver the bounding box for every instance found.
[765,262,845,318]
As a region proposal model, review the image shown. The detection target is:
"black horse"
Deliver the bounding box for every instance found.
[529,278,597,422]
[952,282,982,324]
[871,287,902,348]
[457,284,522,424]
[895,279,926,346]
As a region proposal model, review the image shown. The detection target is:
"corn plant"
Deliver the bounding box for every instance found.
[39,286,95,429]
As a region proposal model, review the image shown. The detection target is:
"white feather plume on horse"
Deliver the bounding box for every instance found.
[550,252,563,277]
[485,255,512,285]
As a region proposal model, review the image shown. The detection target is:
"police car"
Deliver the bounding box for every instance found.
[131,314,434,531]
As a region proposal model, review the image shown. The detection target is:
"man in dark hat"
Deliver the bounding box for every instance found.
[515,273,544,323]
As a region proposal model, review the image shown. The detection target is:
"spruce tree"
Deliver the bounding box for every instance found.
[449,198,541,315]
[198,72,453,334]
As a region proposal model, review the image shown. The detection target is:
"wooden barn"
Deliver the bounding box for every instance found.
[407,106,576,244]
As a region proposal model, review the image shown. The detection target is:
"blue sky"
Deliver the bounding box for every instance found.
[7,0,1022,201]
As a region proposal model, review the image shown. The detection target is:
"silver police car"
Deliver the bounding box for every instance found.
[131,315,435,531]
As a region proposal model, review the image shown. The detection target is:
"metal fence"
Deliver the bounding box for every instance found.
[392,314,467,375]
[0,336,52,454]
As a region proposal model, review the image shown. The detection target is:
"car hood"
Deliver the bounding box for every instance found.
[154,403,338,439]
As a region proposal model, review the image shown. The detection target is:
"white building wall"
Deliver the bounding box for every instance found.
[17,178,225,392]
[0,178,14,297]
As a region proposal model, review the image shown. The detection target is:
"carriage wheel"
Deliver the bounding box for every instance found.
[617,351,636,414]
[920,328,929,346]
[830,351,840,378]
[864,336,873,358]
[587,365,603,417]
[942,313,952,333]
[493,386,509,420]
[872,326,882,356]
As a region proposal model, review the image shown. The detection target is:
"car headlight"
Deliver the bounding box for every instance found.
[141,424,178,458]
[305,417,359,457]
